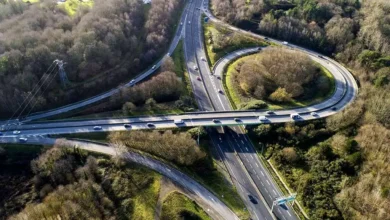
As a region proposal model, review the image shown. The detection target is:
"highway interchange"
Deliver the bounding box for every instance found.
[0,0,358,219]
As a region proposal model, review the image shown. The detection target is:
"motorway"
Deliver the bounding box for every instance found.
[0,0,359,219]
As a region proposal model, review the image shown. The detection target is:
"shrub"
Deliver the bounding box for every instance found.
[238,100,267,110]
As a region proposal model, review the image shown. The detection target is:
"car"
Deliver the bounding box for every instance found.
[188,21,191,25]
[331,106,337,111]
[266,111,274,115]
[147,123,154,128]
[318,55,324,58]
[152,65,156,69]
[197,76,201,81]
[283,41,288,45]
[180,22,183,25]
[130,79,135,84]
[0,132,2,136]
[290,113,301,120]
[201,57,206,61]
[13,130,21,135]
[257,47,262,51]
[124,124,131,128]
[167,52,170,56]
[194,65,198,70]
[218,89,223,94]
[19,137,28,143]
[93,126,102,130]
[234,118,241,122]
[212,119,220,123]
[258,116,268,121]
[248,195,258,204]
[216,75,221,80]
[311,112,319,117]
[264,37,269,40]
[174,119,184,124]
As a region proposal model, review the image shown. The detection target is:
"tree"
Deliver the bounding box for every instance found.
[282,147,299,163]
[161,56,175,72]
[269,88,292,102]
[122,102,136,115]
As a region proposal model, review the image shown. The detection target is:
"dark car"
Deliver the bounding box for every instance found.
[124,124,131,128]
[147,123,155,128]
[331,106,337,111]
[248,195,258,204]
[264,37,269,40]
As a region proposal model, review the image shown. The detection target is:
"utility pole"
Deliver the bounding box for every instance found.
[54,59,69,88]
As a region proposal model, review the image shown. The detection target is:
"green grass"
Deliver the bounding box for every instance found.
[223,53,336,110]
[172,40,194,98]
[203,20,269,66]
[161,192,211,220]
[132,173,161,219]
[58,0,94,16]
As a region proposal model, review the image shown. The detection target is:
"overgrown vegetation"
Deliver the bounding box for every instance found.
[60,128,249,218]
[214,2,390,217]
[161,192,211,220]
[3,146,162,219]
[0,0,183,118]
[225,49,333,109]
[203,20,268,65]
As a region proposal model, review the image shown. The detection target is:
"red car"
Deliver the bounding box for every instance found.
[197,76,201,81]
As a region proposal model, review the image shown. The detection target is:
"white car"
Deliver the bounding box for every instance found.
[174,119,184,124]
[180,22,183,25]
[290,113,301,120]
[283,41,288,45]
[194,65,198,70]
[152,65,156,69]
[259,116,268,121]
[13,130,21,135]
[311,112,319,117]
[188,21,191,25]
[130,79,135,84]
[167,52,170,56]
[93,126,102,130]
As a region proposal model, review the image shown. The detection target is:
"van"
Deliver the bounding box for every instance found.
[174,119,184,124]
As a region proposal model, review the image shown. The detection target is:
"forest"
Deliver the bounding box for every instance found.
[0,0,183,118]
[213,0,390,219]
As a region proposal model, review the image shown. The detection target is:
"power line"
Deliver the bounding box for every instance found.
[24,69,60,118]
[4,61,57,128]
[14,63,58,121]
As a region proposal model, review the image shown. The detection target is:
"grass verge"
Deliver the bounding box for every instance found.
[161,191,211,220]
[223,53,336,110]
[203,19,268,66]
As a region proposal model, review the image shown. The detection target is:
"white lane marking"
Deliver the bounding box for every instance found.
[256,163,259,168]
[249,164,253,168]
[266,180,271,185]
[261,171,265,176]
[273,190,277,195]
[241,140,244,144]
[245,147,249,151]
[264,188,269,193]
[250,155,254,159]
[288,212,292,217]
[257,175,260,180]
[260,182,264,186]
